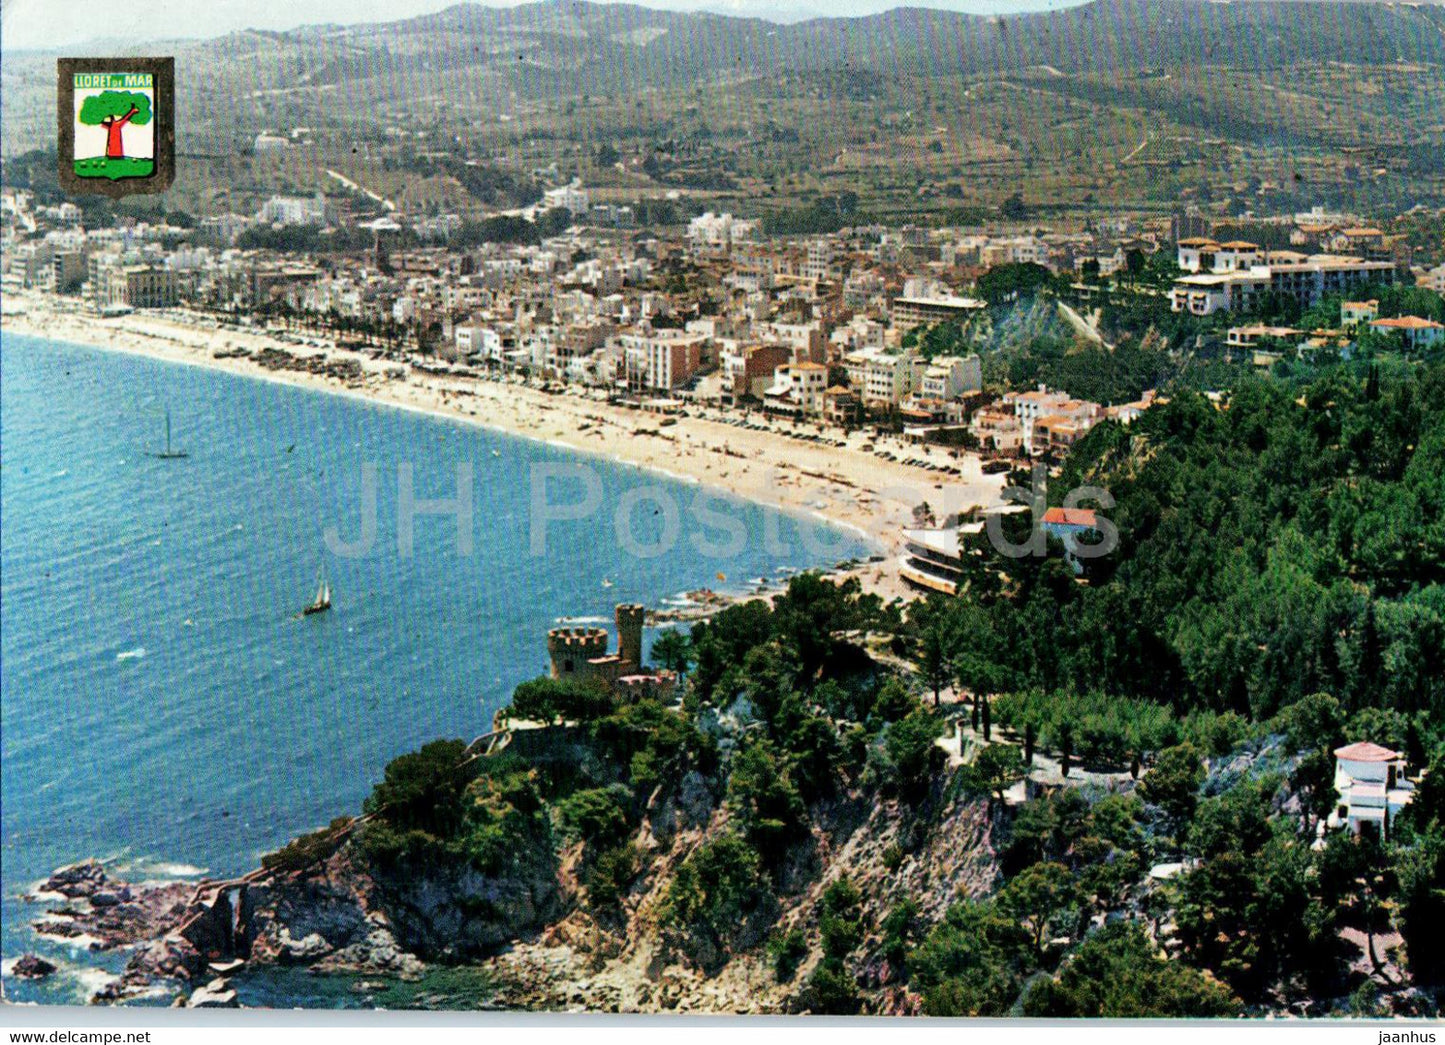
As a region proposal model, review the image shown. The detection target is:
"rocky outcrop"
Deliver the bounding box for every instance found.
[186,978,240,1008]
[13,954,57,979]
[28,861,195,953]
[84,825,569,1003]
[480,772,999,1014]
[35,765,1000,1013]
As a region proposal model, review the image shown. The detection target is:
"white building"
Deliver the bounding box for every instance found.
[1175,238,1265,274]
[920,355,982,401]
[892,294,987,331]
[1002,386,1101,455]
[1330,741,1415,839]
[1171,253,1396,316]
[763,361,829,417]
[1369,316,1445,352]
[542,182,589,215]
[687,212,756,253]
[257,193,329,227]
[843,348,925,408]
[455,323,502,361]
[620,329,707,393]
[802,240,834,282]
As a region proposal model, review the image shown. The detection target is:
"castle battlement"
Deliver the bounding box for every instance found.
[547,627,609,646]
[546,604,647,683]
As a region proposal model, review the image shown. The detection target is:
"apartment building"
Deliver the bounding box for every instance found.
[542,183,589,215]
[1369,315,1445,351]
[621,329,707,393]
[843,348,926,408]
[1171,252,1396,316]
[92,264,178,309]
[891,294,987,331]
[762,361,829,417]
[1002,387,1101,455]
[920,355,983,400]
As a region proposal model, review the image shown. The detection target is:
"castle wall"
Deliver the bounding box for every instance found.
[547,627,608,678]
[545,604,647,684]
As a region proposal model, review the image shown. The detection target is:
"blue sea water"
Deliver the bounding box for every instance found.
[0,333,869,1005]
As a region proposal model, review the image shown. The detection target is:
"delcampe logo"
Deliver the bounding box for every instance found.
[57,57,175,197]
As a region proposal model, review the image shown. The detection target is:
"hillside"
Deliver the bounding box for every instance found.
[5,0,1444,217]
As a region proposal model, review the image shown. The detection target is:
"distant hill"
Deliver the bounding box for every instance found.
[4,0,1443,211]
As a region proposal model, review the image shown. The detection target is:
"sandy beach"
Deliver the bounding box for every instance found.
[1,290,1005,601]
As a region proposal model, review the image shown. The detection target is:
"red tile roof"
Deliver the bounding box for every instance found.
[1042,507,1098,528]
[1334,741,1401,763]
[1372,316,1444,330]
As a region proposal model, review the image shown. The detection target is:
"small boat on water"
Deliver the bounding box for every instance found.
[154,410,188,459]
[303,567,332,616]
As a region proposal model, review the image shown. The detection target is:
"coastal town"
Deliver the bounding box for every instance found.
[5,0,1445,1015]
[5,180,1443,600]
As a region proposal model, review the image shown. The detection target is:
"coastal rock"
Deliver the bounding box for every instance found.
[315,923,424,978]
[13,954,58,979]
[96,830,565,996]
[40,860,108,899]
[275,928,333,962]
[187,978,240,1008]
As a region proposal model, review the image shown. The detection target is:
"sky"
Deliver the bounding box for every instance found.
[1,0,1088,52]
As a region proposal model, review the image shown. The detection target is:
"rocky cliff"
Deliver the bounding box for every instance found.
[36,739,999,1013]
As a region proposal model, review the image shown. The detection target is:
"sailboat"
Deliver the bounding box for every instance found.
[303,566,332,616]
[154,410,188,459]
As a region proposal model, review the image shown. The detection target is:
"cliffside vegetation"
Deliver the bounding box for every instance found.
[899,359,1445,1015]
[246,361,1445,1016]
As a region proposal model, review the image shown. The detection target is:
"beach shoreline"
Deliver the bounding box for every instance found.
[1,290,1006,602]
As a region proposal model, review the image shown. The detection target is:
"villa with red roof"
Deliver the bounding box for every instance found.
[1368,315,1445,352]
[1330,740,1416,840]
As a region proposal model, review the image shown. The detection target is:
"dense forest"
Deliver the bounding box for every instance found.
[897,360,1445,1013]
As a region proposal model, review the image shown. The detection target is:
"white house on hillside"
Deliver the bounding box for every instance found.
[1330,741,1415,840]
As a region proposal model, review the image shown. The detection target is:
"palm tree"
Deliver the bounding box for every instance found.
[650,629,694,676]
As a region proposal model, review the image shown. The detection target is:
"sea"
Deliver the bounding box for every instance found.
[0,332,870,1007]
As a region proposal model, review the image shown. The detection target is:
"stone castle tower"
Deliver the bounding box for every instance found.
[547,603,645,682]
[615,603,644,671]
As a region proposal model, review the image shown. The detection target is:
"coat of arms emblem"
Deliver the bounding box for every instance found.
[57,57,174,197]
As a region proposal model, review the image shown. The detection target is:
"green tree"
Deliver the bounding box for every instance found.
[650,628,694,675]
[917,618,954,706]
[877,710,947,804]
[1396,827,1445,983]
[998,861,1082,960]
[584,842,639,910]
[910,900,1033,1016]
[879,897,921,972]
[556,785,631,849]
[78,90,152,160]
[726,737,809,857]
[969,742,1026,807]
[661,833,773,955]
[506,675,613,725]
[819,877,866,957]
[1138,743,1205,837]
[1022,921,1242,1017]
[361,738,471,839]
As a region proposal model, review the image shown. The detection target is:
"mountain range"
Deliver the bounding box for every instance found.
[3,0,1443,212]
